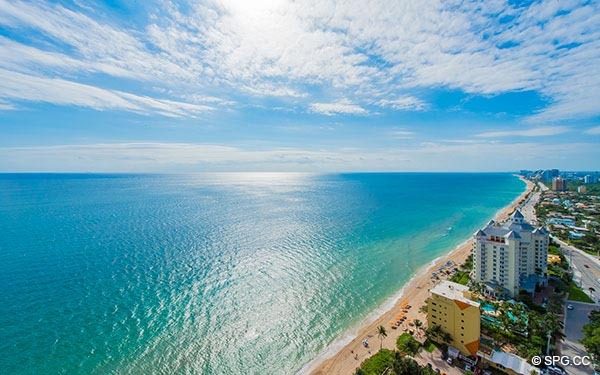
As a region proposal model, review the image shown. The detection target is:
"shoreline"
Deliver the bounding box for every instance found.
[304,176,534,375]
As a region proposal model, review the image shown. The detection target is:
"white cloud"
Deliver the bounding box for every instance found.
[0,69,211,116]
[376,96,427,111]
[388,129,415,140]
[309,100,367,115]
[0,99,15,110]
[241,83,307,98]
[1,141,598,172]
[0,0,599,121]
[475,126,570,138]
[585,126,600,135]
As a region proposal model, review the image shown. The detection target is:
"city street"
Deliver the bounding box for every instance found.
[556,236,600,303]
[520,188,541,225]
[562,301,597,375]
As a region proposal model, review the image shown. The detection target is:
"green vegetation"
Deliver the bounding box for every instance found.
[462,254,473,270]
[450,254,473,285]
[413,319,424,335]
[481,298,565,360]
[568,282,594,303]
[423,341,436,353]
[547,245,571,283]
[568,181,600,195]
[396,333,420,356]
[355,349,437,375]
[548,239,561,255]
[355,349,395,375]
[450,270,470,285]
[582,310,600,369]
[571,234,600,256]
[425,324,451,344]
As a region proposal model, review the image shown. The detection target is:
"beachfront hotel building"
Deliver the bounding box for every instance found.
[473,209,549,298]
[427,281,480,356]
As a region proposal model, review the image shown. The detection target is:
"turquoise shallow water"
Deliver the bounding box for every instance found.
[0,173,523,374]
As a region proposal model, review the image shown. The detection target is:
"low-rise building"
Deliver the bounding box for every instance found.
[427,280,480,356]
[480,350,540,375]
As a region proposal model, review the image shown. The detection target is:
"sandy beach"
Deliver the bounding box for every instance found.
[307,177,534,375]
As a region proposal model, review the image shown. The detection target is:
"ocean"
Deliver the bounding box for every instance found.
[0,173,524,374]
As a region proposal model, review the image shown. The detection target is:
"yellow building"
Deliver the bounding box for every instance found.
[427,280,480,356]
[547,254,562,265]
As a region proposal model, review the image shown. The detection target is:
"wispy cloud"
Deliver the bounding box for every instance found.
[0,69,211,117]
[0,0,598,121]
[388,129,415,140]
[0,99,16,110]
[475,126,569,138]
[585,126,600,135]
[376,96,427,111]
[309,100,367,115]
[2,141,598,172]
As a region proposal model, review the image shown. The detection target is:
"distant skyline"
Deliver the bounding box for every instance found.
[0,0,599,172]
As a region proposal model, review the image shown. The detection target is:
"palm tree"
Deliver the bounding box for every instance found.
[441,331,452,344]
[377,325,387,350]
[425,324,442,342]
[425,324,452,344]
[413,319,423,336]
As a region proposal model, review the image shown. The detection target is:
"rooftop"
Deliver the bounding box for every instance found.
[431,281,480,307]
[489,350,539,374]
[475,208,544,239]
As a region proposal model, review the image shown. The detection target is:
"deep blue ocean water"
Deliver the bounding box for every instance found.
[0,173,523,374]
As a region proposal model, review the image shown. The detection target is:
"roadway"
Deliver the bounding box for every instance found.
[525,181,598,375]
[562,301,596,375]
[555,236,600,302]
[520,186,541,225]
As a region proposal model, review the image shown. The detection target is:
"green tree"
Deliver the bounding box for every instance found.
[425,324,451,344]
[582,311,600,368]
[413,319,423,335]
[396,333,420,357]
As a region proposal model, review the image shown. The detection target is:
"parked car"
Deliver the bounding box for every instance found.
[545,365,567,375]
[567,304,574,310]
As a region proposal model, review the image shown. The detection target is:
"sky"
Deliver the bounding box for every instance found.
[0,0,599,172]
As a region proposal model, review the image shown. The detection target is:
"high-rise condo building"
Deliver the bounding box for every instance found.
[473,210,549,298]
[584,175,593,184]
[552,177,567,191]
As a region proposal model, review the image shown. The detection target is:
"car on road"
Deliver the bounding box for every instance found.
[584,264,590,268]
[567,304,574,310]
